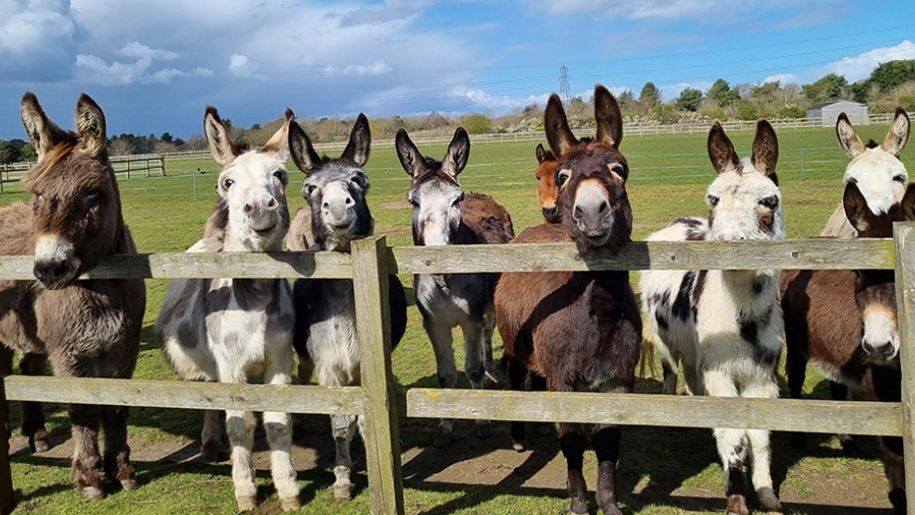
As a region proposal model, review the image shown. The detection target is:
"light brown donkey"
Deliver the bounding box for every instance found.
[0,93,145,500]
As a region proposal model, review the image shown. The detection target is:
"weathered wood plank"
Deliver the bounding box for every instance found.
[3,376,365,415]
[353,236,405,515]
[892,221,915,515]
[406,388,903,436]
[0,372,14,515]
[389,239,896,274]
[0,251,354,280]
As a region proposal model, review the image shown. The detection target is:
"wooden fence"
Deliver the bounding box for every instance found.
[0,155,165,192]
[2,233,915,514]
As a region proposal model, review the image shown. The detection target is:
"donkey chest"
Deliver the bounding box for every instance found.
[414,274,488,323]
[305,284,359,368]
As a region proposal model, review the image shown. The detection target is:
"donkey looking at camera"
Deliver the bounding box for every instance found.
[285,114,407,501]
[156,107,299,512]
[640,121,784,515]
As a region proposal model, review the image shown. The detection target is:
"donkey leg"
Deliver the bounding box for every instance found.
[69,403,105,500]
[426,320,457,447]
[743,378,782,512]
[705,370,750,515]
[101,405,136,491]
[462,321,493,439]
[829,381,857,454]
[593,424,623,515]
[559,423,589,515]
[506,358,528,451]
[226,408,257,511]
[785,342,808,449]
[263,353,300,511]
[20,353,50,453]
[0,346,9,438]
[654,340,680,395]
[481,305,498,385]
[878,436,906,514]
[201,408,227,462]
[330,414,358,501]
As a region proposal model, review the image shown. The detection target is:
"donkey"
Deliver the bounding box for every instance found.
[285,114,408,501]
[0,93,145,500]
[395,127,514,447]
[821,109,909,238]
[534,143,562,223]
[782,182,915,514]
[640,121,784,515]
[156,107,299,512]
[495,85,642,515]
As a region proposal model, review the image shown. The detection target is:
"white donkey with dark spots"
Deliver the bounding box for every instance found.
[640,121,784,515]
[156,107,299,512]
[286,114,408,501]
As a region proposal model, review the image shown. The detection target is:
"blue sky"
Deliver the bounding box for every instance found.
[1,0,914,139]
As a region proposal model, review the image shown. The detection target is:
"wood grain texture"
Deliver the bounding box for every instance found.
[3,376,365,415]
[352,236,405,515]
[406,388,903,436]
[893,221,915,514]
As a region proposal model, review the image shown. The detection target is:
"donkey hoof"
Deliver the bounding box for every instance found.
[236,495,258,511]
[333,483,353,501]
[726,494,750,515]
[80,486,105,501]
[120,477,138,491]
[475,423,494,440]
[432,433,452,448]
[280,495,302,511]
[757,487,782,512]
[569,497,590,514]
[511,439,525,452]
[29,435,50,454]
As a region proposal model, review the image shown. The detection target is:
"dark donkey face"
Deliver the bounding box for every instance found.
[845,181,915,365]
[396,127,469,246]
[21,93,122,289]
[545,85,632,252]
[288,114,373,250]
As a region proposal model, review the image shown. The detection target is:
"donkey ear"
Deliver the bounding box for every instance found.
[75,94,107,158]
[535,143,547,163]
[836,112,866,159]
[395,128,426,178]
[20,92,67,162]
[204,106,239,166]
[751,120,779,181]
[340,113,371,167]
[707,122,740,174]
[844,181,880,233]
[594,84,623,148]
[261,107,294,160]
[544,93,577,156]
[443,127,470,177]
[882,108,910,157]
[898,183,915,222]
[287,120,322,175]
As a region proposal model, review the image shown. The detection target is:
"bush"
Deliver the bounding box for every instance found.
[735,100,758,120]
[460,113,494,134]
[777,104,806,119]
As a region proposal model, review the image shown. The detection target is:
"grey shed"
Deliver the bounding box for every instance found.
[807,100,869,127]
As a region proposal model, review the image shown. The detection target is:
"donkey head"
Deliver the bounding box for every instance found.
[545,84,631,253]
[288,114,372,251]
[845,181,915,365]
[836,108,909,217]
[705,120,783,242]
[22,93,122,289]
[534,143,562,223]
[396,127,469,246]
[204,106,292,251]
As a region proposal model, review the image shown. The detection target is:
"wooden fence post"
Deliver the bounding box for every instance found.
[352,235,404,515]
[0,376,14,515]
[893,221,915,515]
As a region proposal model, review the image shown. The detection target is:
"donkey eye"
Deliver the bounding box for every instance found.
[893,174,906,183]
[707,195,720,207]
[304,184,318,197]
[223,178,235,189]
[273,170,287,183]
[759,195,779,209]
[85,189,101,204]
[557,170,571,187]
[535,174,541,182]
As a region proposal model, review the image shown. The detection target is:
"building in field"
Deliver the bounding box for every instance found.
[807,100,869,127]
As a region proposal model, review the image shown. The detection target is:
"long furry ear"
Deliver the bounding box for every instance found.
[751,120,779,182]
[204,106,239,166]
[261,107,294,160]
[75,94,107,158]
[544,93,577,156]
[594,84,623,148]
[340,113,371,167]
[844,181,880,233]
[287,120,322,175]
[707,122,740,174]
[20,92,67,162]
[882,108,910,156]
[395,128,426,178]
[836,112,866,159]
[442,127,470,177]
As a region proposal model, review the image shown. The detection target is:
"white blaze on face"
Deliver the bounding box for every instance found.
[862,303,899,358]
[219,151,287,247]
[322,180,355,229]
[34,233,79,268]
[707,160,783,242]
[844,148,908,215]
[414,182,462,247]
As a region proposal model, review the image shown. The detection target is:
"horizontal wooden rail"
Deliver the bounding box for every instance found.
[3,376,365,415]
[406,388,903,436]
[391,238,896,274]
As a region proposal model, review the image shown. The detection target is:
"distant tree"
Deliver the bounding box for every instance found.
[735,99,759,120]
[802,73,849,103]
[250,123,261,131]
[0,140,22,164]
[617,89,635,107]
[18,143,36,161]
[749,81,781,104]
[460,113,494,134]
[676,87,703,112]
[639,82,660,108]
[109,138,133,156]
[850,80,872,103]
[777,104,806,119]
[160,132,174,144]
[707,78,739,106]
[869,60,915,92]
[173,137,186,147]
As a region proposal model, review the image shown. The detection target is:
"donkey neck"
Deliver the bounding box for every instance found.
[706,268,778,310]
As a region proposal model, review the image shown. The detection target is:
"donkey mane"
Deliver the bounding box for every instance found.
[22,138,80,190]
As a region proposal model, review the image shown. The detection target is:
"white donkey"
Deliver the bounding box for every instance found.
[640,121,784,515]
[821,108,910,237]
[156,107,299,512]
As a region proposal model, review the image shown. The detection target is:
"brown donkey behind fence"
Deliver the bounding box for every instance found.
[0,93,145,500]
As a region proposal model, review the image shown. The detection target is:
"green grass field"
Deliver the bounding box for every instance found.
[5,124,912,514]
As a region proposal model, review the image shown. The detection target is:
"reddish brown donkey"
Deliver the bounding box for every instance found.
[534,143,562,222]
[495,85,641,515]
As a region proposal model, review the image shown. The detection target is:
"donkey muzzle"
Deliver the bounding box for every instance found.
[33,235,80,289]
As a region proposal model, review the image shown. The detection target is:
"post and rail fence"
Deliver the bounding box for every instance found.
[1,233,915,514]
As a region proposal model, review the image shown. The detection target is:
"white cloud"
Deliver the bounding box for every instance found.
[822,40,915,82]
[119,41,178,61]
[660,81,712,101]
[454,87,550,111]
[322,61,393,77]
[762,73,798,85]
[0,0,79,80]
[525,0,844,20]
[75,41,208,85]
[227,53,261,79]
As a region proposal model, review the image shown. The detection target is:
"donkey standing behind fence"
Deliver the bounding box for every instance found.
[156,107,299,511]
[285,114,408,501]
[495,86,642,515]
[395,127,514,447]
[0,93,145,500]
[640,121,784,514]
[534,143,563,223]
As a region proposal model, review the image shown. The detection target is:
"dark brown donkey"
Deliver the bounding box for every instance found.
[495,85,642,515]
[781,181,915,514]
[0,93,145,500]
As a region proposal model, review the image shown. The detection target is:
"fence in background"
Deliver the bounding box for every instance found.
[2,234,915,514]
[0,155,166,192]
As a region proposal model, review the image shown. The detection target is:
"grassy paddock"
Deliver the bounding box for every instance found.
[4,124,912,514]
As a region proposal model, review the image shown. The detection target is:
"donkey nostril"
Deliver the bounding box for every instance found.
[322,201,330,210]
[574,206,583,219]
[266,197,277,209]
[598,200,609,214]
[244,203,254,213]
[345,197,353,206]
